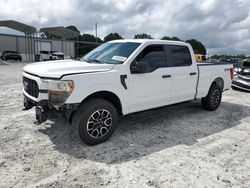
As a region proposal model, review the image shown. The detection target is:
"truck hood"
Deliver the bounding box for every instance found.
[23,60,115,78]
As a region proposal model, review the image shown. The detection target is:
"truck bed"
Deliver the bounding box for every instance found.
[196,62,233,98]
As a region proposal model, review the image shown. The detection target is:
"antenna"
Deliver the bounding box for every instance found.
[95,23,98,43]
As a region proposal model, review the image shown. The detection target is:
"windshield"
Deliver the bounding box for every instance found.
[82,42,141,64]
[242,61,250,74]
[243,61,250,67]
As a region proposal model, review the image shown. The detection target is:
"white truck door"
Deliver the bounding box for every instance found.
[166,45,198,103]
[126,44,173,113]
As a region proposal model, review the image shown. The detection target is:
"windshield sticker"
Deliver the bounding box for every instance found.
[112,56,127,62]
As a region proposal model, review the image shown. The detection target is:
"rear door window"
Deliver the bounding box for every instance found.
[166,45,192,67]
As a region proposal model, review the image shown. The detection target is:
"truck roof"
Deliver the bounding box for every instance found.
[109,39,187,46]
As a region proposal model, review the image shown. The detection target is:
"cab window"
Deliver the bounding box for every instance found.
[167,45,192,67]
[135,45,167,69]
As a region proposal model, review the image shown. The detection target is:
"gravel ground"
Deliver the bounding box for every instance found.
[0,63,250,188]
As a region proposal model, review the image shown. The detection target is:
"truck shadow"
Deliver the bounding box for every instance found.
[38,101,250,164]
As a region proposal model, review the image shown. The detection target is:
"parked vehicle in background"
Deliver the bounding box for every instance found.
[0,51,22,61]
[232,59,250,91]
[22,39,233,145]
[207,58,217,63]
[231,58,242,68]
[217,58,231,63]
[217,58,242,68]
[195,54,206,62]
[39,51,64,61]
[49,52,64,60]
[39,51,51,61]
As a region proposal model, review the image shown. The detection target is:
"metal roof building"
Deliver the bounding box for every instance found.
[0,20,36,61]
[0,20,99,61]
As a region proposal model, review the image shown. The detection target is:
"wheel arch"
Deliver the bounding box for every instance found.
[69,90,123,123]
[83,91,123,115]
[211,77,224,91]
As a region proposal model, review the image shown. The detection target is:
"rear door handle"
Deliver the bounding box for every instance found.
[162,75,171,78]
[189,72,197,76]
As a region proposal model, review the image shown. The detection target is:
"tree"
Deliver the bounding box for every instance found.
[161,36,182,41]
[66,25,80,34]
[104,33,123,42]
[80,34,102,43]
[186,39,206,55]
[134,33,153,39]
[43,32,62,39]
[44,25,80,39]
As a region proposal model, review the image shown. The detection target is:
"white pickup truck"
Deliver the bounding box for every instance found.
[23,39,234,145]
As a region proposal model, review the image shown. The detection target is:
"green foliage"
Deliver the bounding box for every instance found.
[104,33,123,42]
[161,36,182,41]
[43,32,62,39]
[80,34,102,43]
[77,42,100,57]
[186,39,206,55]
[134,33,153,39]
[43,24,209,57]
[44,25,80,39]
[66,25,80,34]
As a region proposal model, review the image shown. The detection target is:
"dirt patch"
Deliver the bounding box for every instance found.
[0,63,250,187]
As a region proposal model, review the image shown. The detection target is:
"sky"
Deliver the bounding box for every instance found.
[0,0,250,55]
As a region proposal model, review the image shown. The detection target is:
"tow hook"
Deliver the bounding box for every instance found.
[35,106,48,123]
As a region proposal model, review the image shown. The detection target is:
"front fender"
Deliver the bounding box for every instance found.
[65,82,126,107]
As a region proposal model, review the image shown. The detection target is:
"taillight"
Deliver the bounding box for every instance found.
[230,67,234,80]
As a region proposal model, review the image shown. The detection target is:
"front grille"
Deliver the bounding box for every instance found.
[238,75,250,82]
[23,77,39,98]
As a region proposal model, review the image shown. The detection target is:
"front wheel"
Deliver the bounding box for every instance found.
[72,99,118,146]
[201,84,222,111]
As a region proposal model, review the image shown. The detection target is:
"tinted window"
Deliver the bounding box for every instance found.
[243,61,250,67]
[136,45,166,69]
[167,45,192,66]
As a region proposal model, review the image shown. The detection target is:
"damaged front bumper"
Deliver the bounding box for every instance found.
[23,95,79,123]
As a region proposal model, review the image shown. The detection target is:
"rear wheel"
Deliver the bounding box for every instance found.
[201,84,222,111]
[72,99,118,146]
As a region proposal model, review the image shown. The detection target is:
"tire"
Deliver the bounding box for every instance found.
[72,99,118,146]
[231,86,238,90]
[201,84,222,111]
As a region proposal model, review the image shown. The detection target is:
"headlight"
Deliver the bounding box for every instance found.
[233,75,238,81]
[44,80,74,105]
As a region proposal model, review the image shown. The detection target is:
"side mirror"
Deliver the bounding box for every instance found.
[131,61,149,74]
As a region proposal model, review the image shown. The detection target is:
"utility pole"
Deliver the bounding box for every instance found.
[95,23,98,43]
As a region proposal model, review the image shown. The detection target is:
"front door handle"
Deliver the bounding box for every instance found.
[162,75,171,78]
[189,72,197,76]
